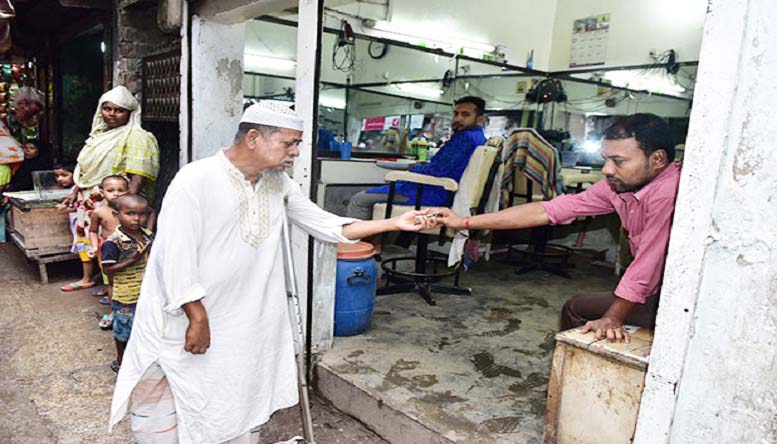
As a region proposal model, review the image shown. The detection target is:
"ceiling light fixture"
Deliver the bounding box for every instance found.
[319,95,346,109]
[244,53,297,71]
[370,21,495,55]
[604,71,686,95]
[394,83,444,97]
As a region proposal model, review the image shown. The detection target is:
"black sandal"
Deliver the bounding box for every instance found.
[110,360,120,373]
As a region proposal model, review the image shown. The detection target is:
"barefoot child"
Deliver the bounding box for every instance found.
[54,163,99,292]
[56,162,104,292]
[100,193,153,373]
[88,175,129,328]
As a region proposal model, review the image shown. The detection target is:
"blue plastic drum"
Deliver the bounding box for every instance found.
[334,242,377,336]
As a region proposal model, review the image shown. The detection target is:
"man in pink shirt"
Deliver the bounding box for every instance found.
[437,114,680,342]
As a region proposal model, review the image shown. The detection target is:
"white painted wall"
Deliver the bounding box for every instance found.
[245,20,350,84]
[347,43,456,85]
[197,0,296,24]
[548,0,707,71]
[329,0,558,70]
[634,0,777,442]
[191,16,245,160]
[244,20,300,78]
[179,0,191,166]
[294,0,325,352]
[245,3,699,135]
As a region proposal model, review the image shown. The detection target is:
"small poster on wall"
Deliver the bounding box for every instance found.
[384,115,401,130]
[569,13,610,68]
[362,115,402,131]
[485,115,508,137]
[409,114,425,129]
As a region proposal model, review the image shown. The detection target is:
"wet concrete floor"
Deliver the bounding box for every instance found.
[319,247,619,444]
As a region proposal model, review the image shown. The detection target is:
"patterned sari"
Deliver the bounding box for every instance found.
[0,120,23,172]
[73,86,159,238]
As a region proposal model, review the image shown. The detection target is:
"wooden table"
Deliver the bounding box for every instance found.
[543,327,653,444]
[5,191,77,283]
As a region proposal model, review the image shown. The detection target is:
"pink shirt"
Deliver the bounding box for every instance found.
[541,163,681,304]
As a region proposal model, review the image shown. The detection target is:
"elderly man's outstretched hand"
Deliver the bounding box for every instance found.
[395,208,443,232]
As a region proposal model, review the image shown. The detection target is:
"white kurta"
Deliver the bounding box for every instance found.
[109,150,356,443]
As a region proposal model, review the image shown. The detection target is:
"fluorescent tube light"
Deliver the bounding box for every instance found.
[604,71,686,95]
[394,83,444,97]
[371,21,495,55]
[245,53,297,71]
[319,95,346,109]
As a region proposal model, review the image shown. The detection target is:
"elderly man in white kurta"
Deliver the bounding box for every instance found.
[109,102,437,443]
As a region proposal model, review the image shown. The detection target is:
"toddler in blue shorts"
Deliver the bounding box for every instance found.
[100,194,153,373]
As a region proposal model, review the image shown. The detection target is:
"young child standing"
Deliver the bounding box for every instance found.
[100,194,153,373]
[88,175,129,328]
[55,163,99,292]
[52,163,75,190]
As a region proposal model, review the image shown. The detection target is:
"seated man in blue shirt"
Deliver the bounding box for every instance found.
[346,96,487,220]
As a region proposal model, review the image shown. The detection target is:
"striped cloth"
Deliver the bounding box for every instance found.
[501,128,564,204]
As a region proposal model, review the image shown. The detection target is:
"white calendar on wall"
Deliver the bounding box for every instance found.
[570,13,610,68]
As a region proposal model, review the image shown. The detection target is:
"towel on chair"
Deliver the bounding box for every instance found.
[448,156,505,268]
[501,128,563,204]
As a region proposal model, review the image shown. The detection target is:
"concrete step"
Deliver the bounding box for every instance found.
[316,361,458,444]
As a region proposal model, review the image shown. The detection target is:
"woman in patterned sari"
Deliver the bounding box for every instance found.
[60,85,159,291]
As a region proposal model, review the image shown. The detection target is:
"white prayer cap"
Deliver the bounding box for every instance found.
[240,101,304,131]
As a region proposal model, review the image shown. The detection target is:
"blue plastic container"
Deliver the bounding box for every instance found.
[334,242,377,336]
[340,141,352,160]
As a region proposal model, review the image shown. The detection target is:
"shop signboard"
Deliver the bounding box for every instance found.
[362,117,386,131]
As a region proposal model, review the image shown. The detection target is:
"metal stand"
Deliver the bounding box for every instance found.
[378,234,471,306]
[507,177,573,279]
[510,241,574,279]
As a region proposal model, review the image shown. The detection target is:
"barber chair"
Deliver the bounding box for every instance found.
[371,139,503,305]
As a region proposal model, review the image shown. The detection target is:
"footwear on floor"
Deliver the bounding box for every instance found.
[91,286,108,297]
[60,281,96,292]
[98,314,113,330]
[99,296,110,305]
[110,360,120,373]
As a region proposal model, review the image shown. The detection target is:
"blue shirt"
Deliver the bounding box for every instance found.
[366,126,487,206]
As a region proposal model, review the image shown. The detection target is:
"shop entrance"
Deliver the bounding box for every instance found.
[241,1,704,441]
